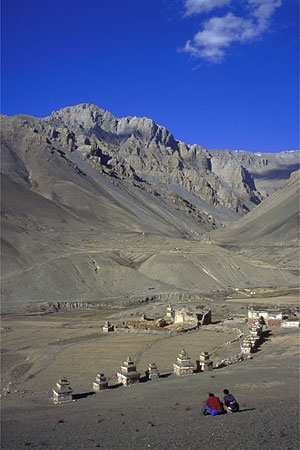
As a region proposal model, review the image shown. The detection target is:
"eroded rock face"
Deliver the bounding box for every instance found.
[209,148,300,197]
[42,103,299,219]
[2,103,298,230]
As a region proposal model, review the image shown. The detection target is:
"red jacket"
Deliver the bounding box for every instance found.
[206,396,222,411]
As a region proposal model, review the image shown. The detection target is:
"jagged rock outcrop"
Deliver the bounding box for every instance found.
[4,104,299,222]
[209,148,299,197]
[43,104,269,217]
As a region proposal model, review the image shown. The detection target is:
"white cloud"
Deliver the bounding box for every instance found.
[184,0,231,15]
[248,0,282,30]
[182,0,282,63]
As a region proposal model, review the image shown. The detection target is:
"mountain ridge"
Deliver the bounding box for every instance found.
[43,104,297,215]
[1,104,299,312]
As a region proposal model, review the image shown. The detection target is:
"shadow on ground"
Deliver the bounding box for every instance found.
[73,392,95,400]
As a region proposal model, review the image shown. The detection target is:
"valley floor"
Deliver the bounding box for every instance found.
[1,299,299,450]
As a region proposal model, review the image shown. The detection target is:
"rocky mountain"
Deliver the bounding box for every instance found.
[46,104,299,212]
[44,104,261,218]
[209,148,299,197]
[211,170,300,270]
[1,103,299,312]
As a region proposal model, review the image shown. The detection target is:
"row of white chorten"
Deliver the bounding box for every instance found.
[52,349,213,404]
[240,323,263,354]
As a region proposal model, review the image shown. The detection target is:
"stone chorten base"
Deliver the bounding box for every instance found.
[199,352,213,371]
[93,373,108,391]
[52,377,73,404]
[117,357,140,386]
[148,362,160,380]
[173,349,194,376]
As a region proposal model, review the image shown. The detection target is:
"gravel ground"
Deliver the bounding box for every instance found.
[1,385,298,450]
[2,329,299,450]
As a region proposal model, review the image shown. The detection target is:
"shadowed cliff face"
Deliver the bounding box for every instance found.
[0,104,299,312]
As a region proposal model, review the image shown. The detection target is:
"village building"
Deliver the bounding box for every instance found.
[248,307,300,328]
[93,373,108,391]
[248,308,282,327]
[281,319,300,328]
[103,320,114,332]
[174,307,211,327]
[166,304,175,319]
[173,349,194,376]
[52,377,73,404]
[117,357,140,386]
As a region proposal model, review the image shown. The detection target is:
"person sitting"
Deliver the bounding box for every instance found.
[202,393,224,416]
[223,389,239,412]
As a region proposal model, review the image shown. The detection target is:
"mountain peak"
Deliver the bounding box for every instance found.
[45,103,178,149]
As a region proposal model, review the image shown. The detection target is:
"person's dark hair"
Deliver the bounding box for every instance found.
[223,389,229,394]
[209,393,214,397]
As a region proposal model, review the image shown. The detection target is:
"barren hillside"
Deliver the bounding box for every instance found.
[1,105,299,312]
[210,170,300,269]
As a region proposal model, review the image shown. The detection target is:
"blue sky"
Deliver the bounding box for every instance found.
[1,0,299,152]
